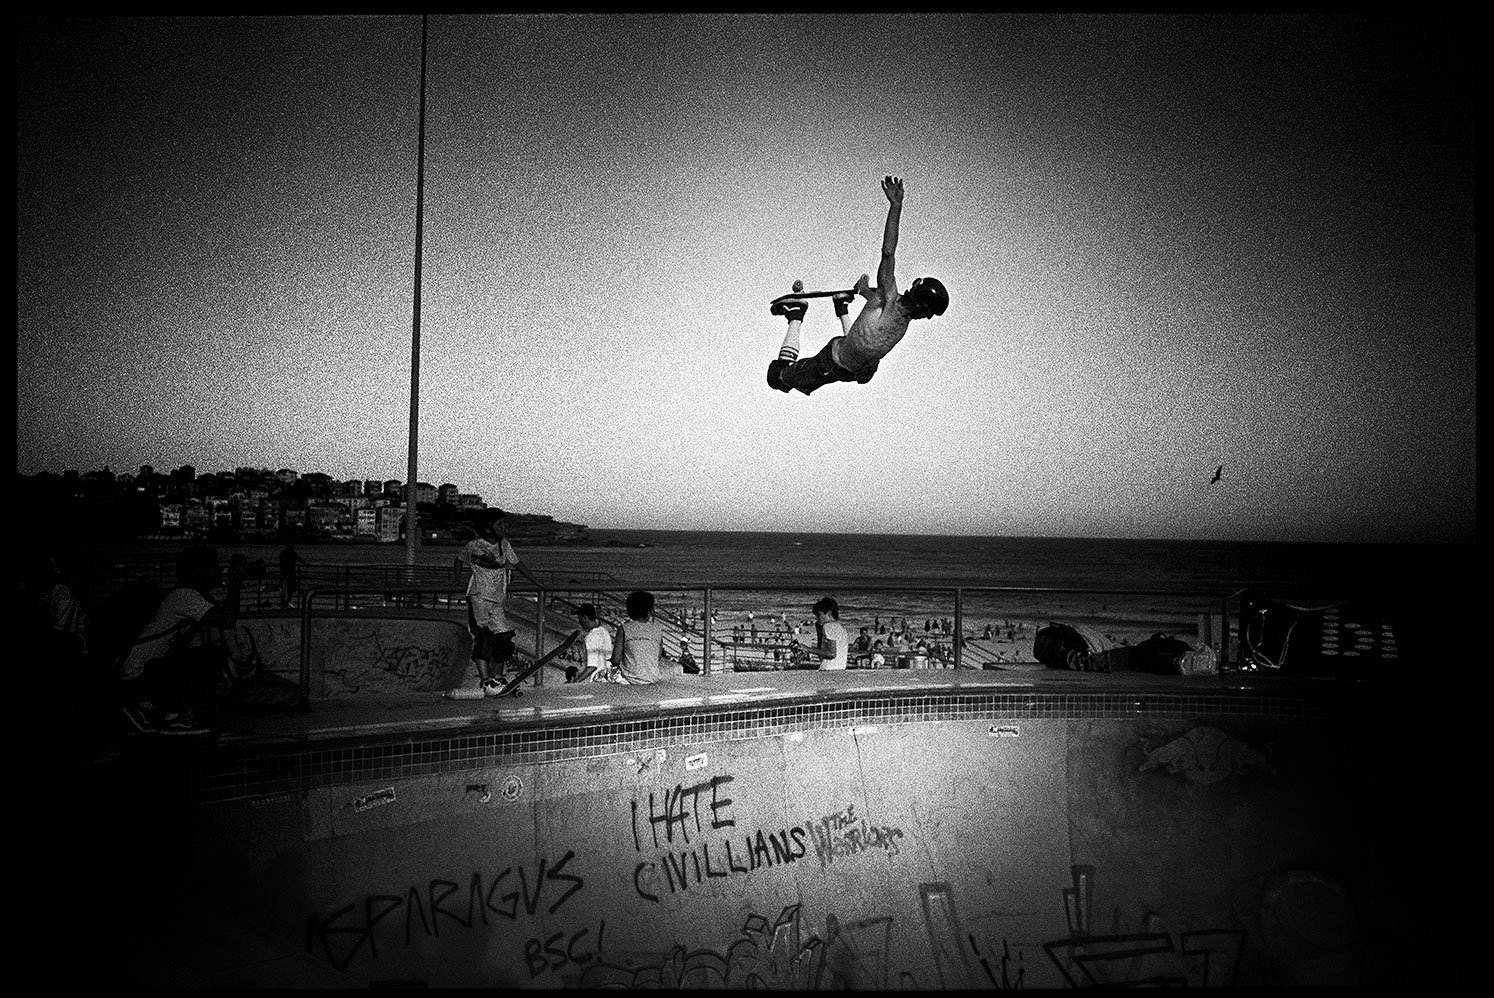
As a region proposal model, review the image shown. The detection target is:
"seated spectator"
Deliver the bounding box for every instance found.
[117,544,248,735]
[612,590,667,684]
[576,603,614,682]
[870,641,886,669]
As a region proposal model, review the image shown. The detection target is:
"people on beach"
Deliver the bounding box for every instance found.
[612,590,668,684]
[577,603,614,682]
[117,544,248,735]
[766,175,949,396]
[793,596,849,670]
[457,509,543,694]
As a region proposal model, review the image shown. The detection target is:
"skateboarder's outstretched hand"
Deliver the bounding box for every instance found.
[882,175,904,206]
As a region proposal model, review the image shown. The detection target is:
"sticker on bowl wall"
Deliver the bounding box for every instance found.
[353,787,397,812]
[989,725,1021,738]
[685,752,708,771]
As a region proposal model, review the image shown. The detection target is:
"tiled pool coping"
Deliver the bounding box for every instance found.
[158,676,1380,805]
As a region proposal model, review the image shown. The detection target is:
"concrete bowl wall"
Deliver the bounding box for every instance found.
[162,706,1418,989]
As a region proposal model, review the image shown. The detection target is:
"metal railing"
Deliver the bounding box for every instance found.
[291,580,1235,696]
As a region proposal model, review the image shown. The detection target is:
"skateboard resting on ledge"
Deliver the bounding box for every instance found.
[443,629,582,700]
[495,630,582,698]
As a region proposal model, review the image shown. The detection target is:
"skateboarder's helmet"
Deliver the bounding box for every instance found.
[907,277,949,317]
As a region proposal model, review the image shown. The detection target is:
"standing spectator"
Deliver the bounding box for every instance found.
[457,510,543,694]
[117,544,248,735]
[278,543,309,607]
[612,590,667,685]
[795,597,849,670]
[748,612,757,644]
[576,603,614,682]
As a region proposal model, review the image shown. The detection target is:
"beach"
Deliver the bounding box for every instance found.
[50,530,1452,672]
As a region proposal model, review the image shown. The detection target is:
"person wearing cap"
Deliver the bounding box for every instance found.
[766,175,949,396]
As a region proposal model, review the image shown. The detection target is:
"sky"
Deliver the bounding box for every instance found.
[16,14,1476,544]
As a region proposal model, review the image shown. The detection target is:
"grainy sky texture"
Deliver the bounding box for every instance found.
[16,14,1476,542]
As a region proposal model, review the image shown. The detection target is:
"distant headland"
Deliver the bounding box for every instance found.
[15,463,598,546]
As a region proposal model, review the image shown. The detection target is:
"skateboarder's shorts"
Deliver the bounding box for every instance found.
[468,605,517,662]
[767,336,878,395]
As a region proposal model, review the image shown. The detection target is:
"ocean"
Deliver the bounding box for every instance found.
[55,531,1472,645]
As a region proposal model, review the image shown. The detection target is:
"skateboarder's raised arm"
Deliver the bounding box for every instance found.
[875,175,904,302]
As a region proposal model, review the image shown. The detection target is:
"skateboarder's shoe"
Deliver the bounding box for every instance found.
[831,291,855,316]
[159,709,211,736]
[482,677,503,697]
[770,299,808,321]
[121,702,154,733]
[766,359,793,393]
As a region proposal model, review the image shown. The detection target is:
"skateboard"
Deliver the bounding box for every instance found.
[769,278,858,311]
[770,288,858,309]
[493,630,582,698]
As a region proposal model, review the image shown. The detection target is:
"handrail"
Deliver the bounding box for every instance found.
[299,582,520,696]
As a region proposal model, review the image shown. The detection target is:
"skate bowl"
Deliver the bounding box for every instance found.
[87,671,1454,989]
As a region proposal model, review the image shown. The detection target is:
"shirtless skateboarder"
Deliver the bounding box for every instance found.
[766,175,949,396]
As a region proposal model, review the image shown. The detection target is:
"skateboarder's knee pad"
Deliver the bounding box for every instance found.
[766,360,792,393]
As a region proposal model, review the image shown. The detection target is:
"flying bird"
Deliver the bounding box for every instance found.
[1210,465,1223,484]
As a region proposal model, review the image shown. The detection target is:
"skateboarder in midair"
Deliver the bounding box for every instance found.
[766,175,949,396]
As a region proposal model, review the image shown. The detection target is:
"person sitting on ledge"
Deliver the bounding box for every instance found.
[117,544,247,735]
[612,590,668,685]
[576,603,614,682]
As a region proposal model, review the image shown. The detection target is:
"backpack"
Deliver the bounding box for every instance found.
[1131,633,1194,674]
[1034,622,1093,671]
[1035,621,1124,672]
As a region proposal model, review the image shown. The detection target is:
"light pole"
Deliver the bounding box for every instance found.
[404,14,429,570]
